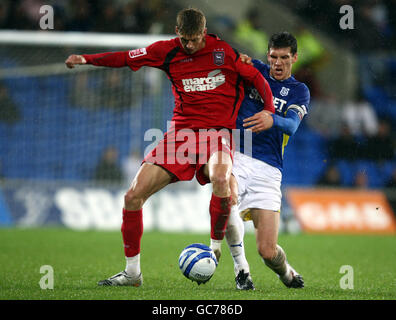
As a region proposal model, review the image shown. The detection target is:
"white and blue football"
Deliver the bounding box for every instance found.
[178,243,218,284]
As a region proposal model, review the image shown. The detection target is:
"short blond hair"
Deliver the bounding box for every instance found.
[176,8,206,36]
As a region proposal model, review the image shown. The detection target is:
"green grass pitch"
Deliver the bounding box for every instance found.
[0,227,395,300]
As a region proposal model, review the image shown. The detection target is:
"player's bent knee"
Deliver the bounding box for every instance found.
[211,174,231,197]
[210,172,230,189]
[124,189,146,210]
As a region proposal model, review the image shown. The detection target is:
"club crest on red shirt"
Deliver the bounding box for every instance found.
[213,51,225,66]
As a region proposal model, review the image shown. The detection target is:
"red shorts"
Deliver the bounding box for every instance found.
[143,128,234,185]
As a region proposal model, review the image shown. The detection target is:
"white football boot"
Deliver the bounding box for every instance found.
[98,271,143,287]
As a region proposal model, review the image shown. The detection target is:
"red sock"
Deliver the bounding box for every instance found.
[209,194,232,240]
[121,208,143,257]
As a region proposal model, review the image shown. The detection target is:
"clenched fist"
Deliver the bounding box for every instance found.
[65,54,87,69]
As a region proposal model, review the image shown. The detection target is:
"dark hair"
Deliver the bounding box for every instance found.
[176,8,206,36]
[268,32,297,55]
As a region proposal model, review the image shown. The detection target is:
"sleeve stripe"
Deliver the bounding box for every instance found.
[287,104,307,117]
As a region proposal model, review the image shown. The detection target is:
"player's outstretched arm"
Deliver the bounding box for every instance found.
[67,52,131,69]
[65,54,87,69]
[235,59,275,114]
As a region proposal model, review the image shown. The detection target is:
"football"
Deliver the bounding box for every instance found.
[178,243,218,284]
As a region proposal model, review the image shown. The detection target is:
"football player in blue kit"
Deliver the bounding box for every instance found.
[223,32,310,290]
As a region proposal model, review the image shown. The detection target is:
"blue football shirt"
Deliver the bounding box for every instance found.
[237,59,311,171]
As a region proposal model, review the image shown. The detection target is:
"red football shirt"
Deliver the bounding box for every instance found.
[83,34,274,130]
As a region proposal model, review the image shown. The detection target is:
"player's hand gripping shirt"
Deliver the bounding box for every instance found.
[238,60,310,171]
[82,34,274,131]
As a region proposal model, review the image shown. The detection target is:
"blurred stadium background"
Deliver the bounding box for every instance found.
[0,0,395,235]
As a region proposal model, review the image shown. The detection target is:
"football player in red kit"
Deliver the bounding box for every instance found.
[65,8,274,286]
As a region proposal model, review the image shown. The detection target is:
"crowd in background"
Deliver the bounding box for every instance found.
[0,0,395,189]
[277,0,396,189]
[1,0,394,51]
[282,0,396,51]
[0,0,182,34]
